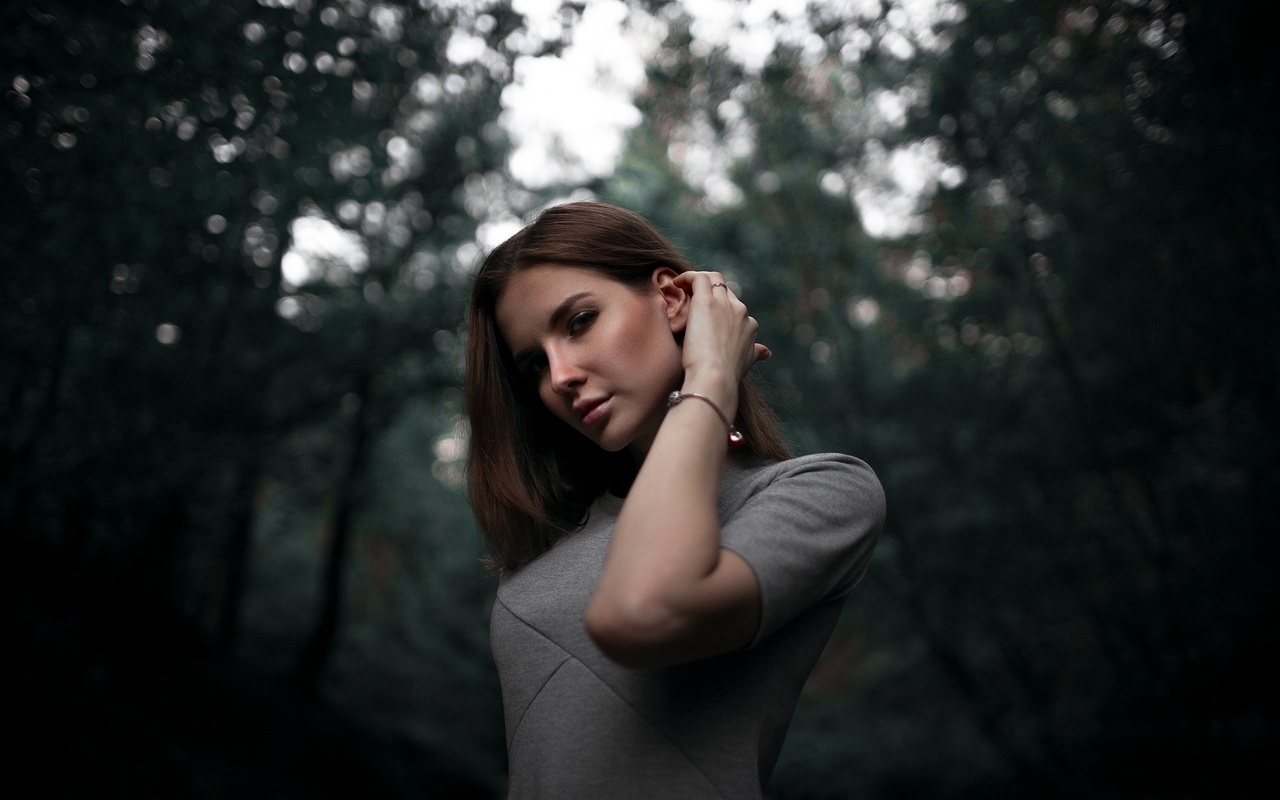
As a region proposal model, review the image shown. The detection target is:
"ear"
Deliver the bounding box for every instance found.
[652,268,689,334]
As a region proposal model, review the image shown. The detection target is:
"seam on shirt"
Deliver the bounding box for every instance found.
[567,658,732,800]
[495,596,732,799]
[494,596,573,745]
[508,655,573,746]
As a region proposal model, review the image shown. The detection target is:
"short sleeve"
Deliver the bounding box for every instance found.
[718,453,885,646]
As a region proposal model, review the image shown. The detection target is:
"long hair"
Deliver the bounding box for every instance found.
[465,202,789,571]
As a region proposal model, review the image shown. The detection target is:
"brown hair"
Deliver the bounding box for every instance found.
[465,202,789,571]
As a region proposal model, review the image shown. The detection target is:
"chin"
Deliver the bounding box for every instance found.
[574,407,660,454]
[591,432,633,453]
[586,420,644,454]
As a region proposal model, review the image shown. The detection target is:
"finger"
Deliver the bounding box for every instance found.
[673,271,728,295]
[672,270,722,285]
[671,271,696,289]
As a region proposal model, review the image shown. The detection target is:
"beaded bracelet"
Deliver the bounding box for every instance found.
[667,391,746,448]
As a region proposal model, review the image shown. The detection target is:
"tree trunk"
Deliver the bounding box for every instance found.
[297,373,373,691]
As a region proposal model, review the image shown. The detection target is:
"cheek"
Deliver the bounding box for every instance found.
[537,381,562,416]
[537,381,581,430]
[645,304,681,358]
[624,300,676,352]
[634,322,683,383]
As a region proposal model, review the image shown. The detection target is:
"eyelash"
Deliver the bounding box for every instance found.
[567,309,597,334]
[518,310,597,380]
[519,354,547,380]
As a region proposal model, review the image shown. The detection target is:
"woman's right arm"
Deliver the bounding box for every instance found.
[584,270,766,668]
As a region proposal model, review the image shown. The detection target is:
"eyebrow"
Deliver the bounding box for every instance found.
[511,291,592,362]
[548,292,591,330]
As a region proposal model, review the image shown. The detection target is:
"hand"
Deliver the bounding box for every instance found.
[671,271,771,397]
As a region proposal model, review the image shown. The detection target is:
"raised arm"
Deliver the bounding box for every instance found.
[584,270,769,668]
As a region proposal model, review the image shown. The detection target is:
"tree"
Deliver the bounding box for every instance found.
[3,0,525,794]
[602,0,1278,796]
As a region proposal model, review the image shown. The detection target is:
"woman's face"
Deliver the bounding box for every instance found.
[495,264,685,455]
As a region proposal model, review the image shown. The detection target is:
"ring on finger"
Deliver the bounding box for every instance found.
[710,282,727,289]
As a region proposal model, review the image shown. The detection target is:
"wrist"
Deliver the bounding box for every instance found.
[680,369,739,411]
[666,389,746,448]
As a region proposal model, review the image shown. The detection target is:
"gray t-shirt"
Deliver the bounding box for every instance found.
[490,453,885,799]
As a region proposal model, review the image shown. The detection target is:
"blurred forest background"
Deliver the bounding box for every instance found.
[3,0,1276,797]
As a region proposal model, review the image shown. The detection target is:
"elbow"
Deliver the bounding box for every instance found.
[583,592,679,669]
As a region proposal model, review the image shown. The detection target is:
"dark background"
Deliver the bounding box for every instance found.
[4,0,1276,797]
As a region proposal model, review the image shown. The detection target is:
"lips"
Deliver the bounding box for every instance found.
[573,396,610,427]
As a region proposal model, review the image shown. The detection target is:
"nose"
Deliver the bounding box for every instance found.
[545,344,584,395]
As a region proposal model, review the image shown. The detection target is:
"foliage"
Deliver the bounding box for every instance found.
[3,0,518,794]
[602,0,1278,796]
[3,0,1276,797]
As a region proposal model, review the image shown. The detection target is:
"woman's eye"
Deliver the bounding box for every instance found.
[517,353,547,381]
[567,310,597,334]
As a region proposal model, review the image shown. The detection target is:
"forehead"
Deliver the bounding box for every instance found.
[494,265,621,348]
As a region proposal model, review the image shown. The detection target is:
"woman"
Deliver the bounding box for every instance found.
[466,202,884,798]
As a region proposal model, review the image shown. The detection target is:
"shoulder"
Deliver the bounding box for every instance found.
[717,451,886,563]
[718,453,885,642]
[721,452,885,521]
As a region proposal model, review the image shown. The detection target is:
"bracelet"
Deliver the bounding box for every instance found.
[667,391,746,448]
